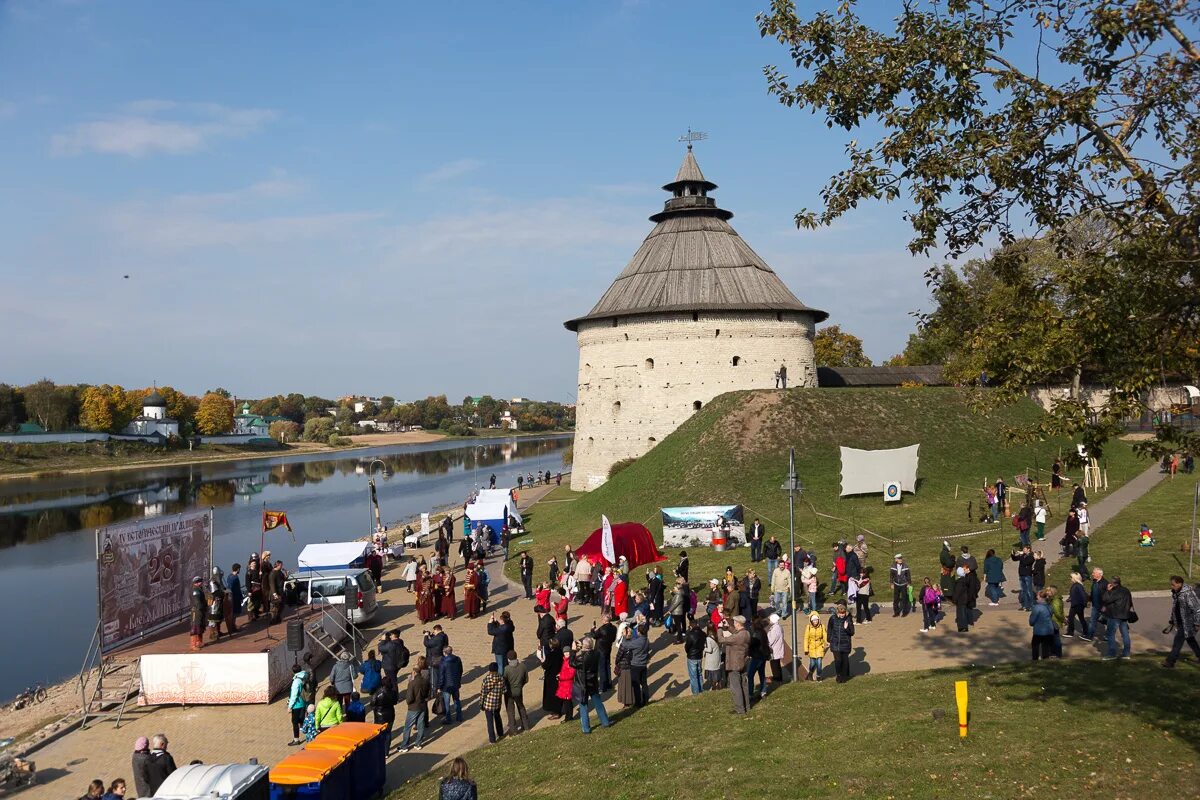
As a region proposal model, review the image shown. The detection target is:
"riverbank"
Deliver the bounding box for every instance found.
[0,475,567,750]
[0,431,446,482]
[0,428,572,482]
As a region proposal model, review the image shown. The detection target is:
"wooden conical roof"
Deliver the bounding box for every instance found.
[565,152,827,330]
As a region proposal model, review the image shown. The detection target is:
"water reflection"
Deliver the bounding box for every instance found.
[0,436,569,549]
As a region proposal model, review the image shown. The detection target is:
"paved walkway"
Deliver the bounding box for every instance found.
[22,467,1179,799]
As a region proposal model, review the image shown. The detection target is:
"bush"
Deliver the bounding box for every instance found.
[608,457,637,479]
[327,434,353,447]
[445,422,473,436]
[303,417,334,442]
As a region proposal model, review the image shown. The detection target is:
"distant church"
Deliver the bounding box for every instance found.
[123,389,179,439]
[565,147,827,491]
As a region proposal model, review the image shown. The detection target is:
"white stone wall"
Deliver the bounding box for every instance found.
[570,311,818,491]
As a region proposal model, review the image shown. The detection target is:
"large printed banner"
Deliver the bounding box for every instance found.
[140,653,269,705]
[660,504,744,548]
[97,509,212,654]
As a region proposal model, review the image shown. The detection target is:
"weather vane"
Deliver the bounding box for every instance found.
[678,127,708,151]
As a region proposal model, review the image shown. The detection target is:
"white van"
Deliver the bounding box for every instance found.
[294,568,379,625]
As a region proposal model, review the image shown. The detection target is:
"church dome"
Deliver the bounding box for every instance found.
[143,389,166,407]
[565,149,827,331]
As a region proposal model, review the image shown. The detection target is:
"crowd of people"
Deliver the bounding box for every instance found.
[86,468,1200,800]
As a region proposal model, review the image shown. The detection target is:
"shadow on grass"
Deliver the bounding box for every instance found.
[923,657,1200,752]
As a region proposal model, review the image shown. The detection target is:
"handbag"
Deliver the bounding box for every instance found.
[1128,610,1139,624]
[432,693,445,716]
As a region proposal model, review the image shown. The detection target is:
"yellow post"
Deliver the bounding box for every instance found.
[955,680,969,738]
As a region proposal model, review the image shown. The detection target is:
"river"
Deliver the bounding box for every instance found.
[0,434,571,701]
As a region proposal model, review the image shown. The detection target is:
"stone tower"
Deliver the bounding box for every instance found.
[564,148,828,491]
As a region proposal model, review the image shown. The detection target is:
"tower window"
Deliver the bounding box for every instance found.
[648,436,657,443]
[777,312,783,322]
[715,329,720,337]
[693,401,702,411]
[612,401,621,415]
[612,318,618,327]
[692,312,699,322]
[644,358,654,370]
[732,356,741,366]
[587,436,594,447]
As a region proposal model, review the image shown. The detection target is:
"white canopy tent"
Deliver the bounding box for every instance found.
[464,501,510,523]
[476,488,521,524]
[295,541,371,573]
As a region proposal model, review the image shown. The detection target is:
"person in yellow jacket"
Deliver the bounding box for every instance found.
[803,612,829,682]
[314,686,343,731]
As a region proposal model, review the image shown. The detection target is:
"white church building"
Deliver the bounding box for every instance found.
[565,147,827,491]
[123,389,180,439]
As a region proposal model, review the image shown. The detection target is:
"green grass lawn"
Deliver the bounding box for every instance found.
[516,388,1145,590]
[1048,471,1199,591]
[389,657,1198,800]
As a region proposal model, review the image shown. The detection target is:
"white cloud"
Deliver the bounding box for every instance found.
[50,101,277,157]
[416,158,484,188]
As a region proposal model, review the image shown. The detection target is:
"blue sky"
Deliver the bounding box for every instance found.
[0,1,963,402]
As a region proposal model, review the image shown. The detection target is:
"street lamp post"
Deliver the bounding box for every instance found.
[781,447,802,682]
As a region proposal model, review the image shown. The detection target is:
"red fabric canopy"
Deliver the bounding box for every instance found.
[574,522,666,571]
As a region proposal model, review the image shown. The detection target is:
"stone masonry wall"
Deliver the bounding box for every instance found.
[570,311,818,491]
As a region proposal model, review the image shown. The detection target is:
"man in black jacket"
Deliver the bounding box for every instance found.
[674,551,689,583]
[486,611,515,673]
[749,518,766,562]
[1101,576,1133,660]
[371,677,399,752]
[889,555,911,617]
[1011,546,1035,611]
[379,629,406,685]
[422,626,449,694]
[535,605,556,653]
[593,613,617,692]
[144,734,177,796]
[952,567,980,632]
[746,569,762,618]
[569,637,611,733]
[763,536,783,579]
[519,551,534,598]
[684,619,707,695]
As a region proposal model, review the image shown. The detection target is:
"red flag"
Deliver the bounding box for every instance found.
[263,510,292,532]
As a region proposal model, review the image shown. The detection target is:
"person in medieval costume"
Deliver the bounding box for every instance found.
[207,580,225,641]
[416,567,437,624]
[463,565,481,619]
[247,554,263,620]
[440,566,458,620]
[189,576,206,651]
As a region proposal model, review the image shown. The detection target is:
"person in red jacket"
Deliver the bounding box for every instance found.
[613,574,630,618]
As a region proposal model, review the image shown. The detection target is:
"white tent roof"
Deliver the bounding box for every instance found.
[1184,385,1199,401]
[152,763,267,799]
[476,489,521,523]
[465,501,509,522]
[296,541,371,573]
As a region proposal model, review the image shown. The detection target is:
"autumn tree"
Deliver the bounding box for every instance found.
[0,384,26,432]
[157,386,199,429]
[195,392,235,435]
[759,0,1200,455]
[269,420,301,443]
[813,325,872,368]
[21,379,78,431]
[79,386,115,432]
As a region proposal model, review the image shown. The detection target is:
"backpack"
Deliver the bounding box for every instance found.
[397,643,410,670]
[300,673,316,705]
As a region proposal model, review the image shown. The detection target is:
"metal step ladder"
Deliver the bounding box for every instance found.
[305,604,367,662]
[81,657,142,729]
